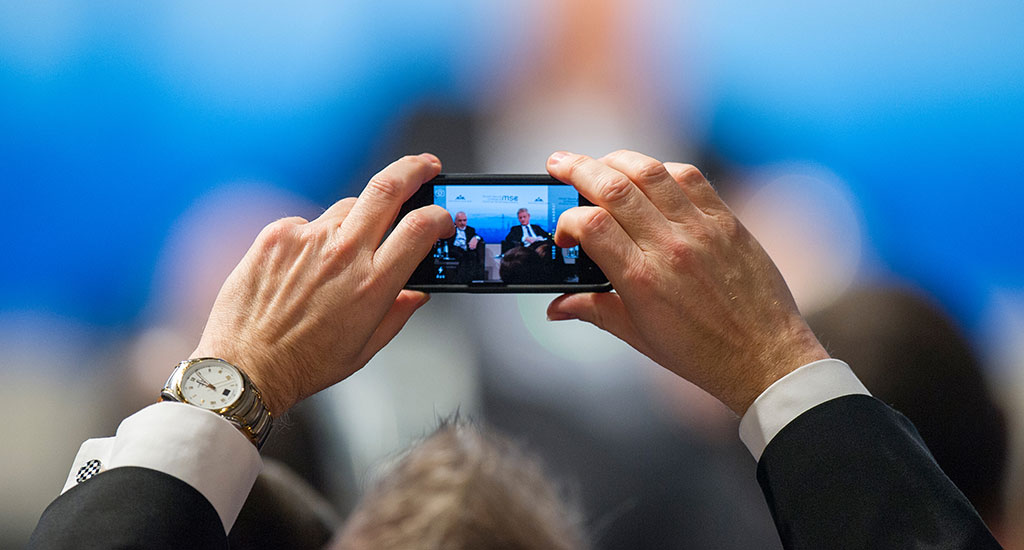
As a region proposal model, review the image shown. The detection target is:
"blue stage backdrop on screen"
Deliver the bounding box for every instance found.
[435,183,580,244]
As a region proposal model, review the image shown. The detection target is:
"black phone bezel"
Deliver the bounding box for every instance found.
[399,174,612,293]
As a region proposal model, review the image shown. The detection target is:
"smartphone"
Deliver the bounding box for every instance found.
[398,174,611,293]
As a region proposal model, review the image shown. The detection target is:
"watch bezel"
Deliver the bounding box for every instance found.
[187,359,247,411]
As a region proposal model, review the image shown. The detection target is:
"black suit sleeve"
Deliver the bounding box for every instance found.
[29,466,228,550]
[757,394,1001,549]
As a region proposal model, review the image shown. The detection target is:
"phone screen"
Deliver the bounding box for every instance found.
[401,175,610,293]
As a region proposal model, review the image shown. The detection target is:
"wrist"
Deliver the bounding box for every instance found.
[724,320,830,415]
[190,340,294,417]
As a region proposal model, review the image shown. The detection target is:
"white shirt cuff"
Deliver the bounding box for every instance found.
[738,358,870,461]
[61,402,262,533]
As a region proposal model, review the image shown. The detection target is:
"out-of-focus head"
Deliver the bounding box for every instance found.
[807,286,1008,525]
[333,420,586,550]
[518,208,530,225]
[454,211,468,229]
[499,246,545,284]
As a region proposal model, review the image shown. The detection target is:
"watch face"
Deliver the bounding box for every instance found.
[180,360,244,410]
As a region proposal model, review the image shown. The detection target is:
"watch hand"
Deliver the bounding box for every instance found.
[195,374,217,390]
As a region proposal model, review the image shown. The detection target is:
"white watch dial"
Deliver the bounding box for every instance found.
[181,361,244,410]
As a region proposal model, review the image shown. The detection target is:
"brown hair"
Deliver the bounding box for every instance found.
[333,419,588,550]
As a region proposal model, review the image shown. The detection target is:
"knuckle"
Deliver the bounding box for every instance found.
[716,214,742,241]
[366,174,404,201]
[565,154,590,178]
[400,211,433,238]
[323,234,356,265]
[423,203,449,219]
[672,164,706,186]
[633,158,668,184]
[258,218,300,247]
[604,149,630,162]
[595,173,633,204]
[582,208,615,236]
[661,238,699,269]
[281,215,309,225]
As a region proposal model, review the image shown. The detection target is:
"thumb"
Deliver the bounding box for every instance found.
[357,290,431,365]
[547,292,650,356]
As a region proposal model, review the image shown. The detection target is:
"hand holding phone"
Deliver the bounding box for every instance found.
[545,150,828,414]
[397,174,611,293]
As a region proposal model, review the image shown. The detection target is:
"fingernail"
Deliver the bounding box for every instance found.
[419,153,440,166]
[548,151,570,166]
[547,311,576,321]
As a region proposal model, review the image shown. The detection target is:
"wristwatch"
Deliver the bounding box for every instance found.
[160,357,274,449]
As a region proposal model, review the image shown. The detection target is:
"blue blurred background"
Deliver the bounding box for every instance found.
[2,1,1022,547]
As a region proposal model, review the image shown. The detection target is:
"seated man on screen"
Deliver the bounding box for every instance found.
[502,207,550,252]
[29,151,1002,550]
[443,211,485,282]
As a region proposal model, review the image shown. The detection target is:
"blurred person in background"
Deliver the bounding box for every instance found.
[465,1,779,546]
[497,241,566,284]
[807,286,1010,544]
[334,418,588,550]
[29,152,1000,549]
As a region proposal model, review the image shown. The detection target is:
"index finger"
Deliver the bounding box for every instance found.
[600,150,701,222]
[341,153,442,246]
[547,151,667,247]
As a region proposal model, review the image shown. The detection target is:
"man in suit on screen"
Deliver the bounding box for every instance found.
[444,211,485,281]
[502,207,550,252]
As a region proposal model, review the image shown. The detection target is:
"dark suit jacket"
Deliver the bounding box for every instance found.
[29,395,1001,549]
[443,225,485,282]
[502,224,550,252]
[444,225,480,250]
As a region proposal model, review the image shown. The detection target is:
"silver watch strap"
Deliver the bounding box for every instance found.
[161,358,274,450]
[222,368,273,449]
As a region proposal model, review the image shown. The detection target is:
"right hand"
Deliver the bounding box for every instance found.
[545,150,828,415]
[191,154,454,416]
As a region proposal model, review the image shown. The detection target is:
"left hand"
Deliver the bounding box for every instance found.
[545,150,828,415]
[191,154,454,416]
